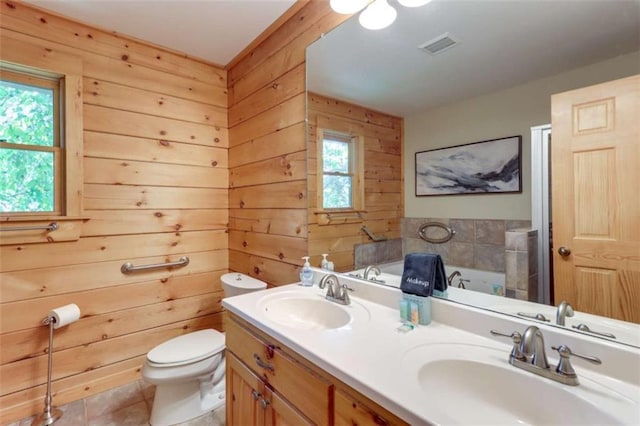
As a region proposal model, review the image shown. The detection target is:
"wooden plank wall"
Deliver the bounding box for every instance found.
[227,1,350,285]
[307,93,404,272]
[0,2,228,422]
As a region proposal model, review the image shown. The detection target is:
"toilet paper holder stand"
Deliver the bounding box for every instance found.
[32,315,63,426]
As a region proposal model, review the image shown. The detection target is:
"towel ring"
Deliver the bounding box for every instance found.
[418,222,456,244]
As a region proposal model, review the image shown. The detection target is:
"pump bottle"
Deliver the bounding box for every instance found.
[299,256,314,286]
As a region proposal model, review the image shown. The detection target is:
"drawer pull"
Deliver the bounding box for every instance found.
[251,390,262,401]
[373,414,389,425]
[254,353,275,372]
[261,398,271,409]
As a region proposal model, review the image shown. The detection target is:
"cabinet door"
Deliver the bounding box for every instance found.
[263,387,313,426]
[227,353,264,426]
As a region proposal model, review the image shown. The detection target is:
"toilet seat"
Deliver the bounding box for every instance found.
[147,329,225,368]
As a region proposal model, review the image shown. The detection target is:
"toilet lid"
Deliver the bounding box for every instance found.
[147,329,225,365]
[222,273,267,290]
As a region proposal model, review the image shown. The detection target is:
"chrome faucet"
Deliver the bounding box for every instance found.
[491,325,601,386]
[521,325,549,369]
[447,270,462,286]
[457,279,469,289]
[363,265,381,281]
[556,301,574,325]
[318,274,352,305]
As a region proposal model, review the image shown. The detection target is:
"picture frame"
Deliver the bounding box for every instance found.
[415,135,522,196]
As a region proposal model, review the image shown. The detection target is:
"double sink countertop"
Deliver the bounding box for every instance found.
[222,274,640,425]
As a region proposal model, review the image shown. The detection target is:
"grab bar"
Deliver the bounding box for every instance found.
[361,225,387,242]
[121,256,190,274]
[0,222,58,232]
[418,222,456,244]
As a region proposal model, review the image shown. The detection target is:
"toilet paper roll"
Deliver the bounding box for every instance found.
[50,304,81,329]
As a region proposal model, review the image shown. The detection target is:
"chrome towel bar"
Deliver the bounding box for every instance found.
[0,222,58,232]
[121,256,190,274]
[418,222,456,244]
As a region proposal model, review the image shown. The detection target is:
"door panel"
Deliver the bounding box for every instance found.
[264,387,313,426]
[551,74,640,323]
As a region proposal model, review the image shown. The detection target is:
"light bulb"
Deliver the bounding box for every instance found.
[398,0,433,6]
[330,0,369,14]
[359,0,397,30]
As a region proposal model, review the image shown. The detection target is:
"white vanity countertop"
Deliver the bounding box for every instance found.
[222,281,640,425]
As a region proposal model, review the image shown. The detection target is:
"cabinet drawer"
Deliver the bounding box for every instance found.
[335,389,408,426]
[226,317,331,425]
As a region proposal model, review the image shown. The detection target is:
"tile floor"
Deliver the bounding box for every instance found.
[7,379,225,426]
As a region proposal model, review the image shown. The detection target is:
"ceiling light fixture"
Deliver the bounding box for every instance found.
[330,0,432,30]
[329,0,369,15]
[398,0,433,7]
[359,0,397,30]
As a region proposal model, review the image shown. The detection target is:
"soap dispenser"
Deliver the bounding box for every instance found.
[299,256,314,286]
[321,253,329,270]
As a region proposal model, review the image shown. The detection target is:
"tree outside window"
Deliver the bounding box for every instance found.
[0,70,61,214]
[319,129,364,211]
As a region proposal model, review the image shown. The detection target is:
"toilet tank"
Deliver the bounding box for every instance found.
[222,273,266,297]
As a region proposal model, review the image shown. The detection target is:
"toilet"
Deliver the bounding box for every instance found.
[142,273,267,426]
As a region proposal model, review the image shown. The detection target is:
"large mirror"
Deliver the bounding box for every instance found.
[306,0,640,347]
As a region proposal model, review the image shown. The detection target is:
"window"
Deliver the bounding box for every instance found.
[318,128,364,211]
[0,35,84,244]
[0,70,62,214]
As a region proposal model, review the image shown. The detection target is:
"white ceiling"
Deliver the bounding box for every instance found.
[307,0,640,117]
[20,0,640,111]
[23,0,297,66]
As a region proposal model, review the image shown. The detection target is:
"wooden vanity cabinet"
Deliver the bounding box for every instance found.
[225,313,409,426]
[227,353,312,426]
[225,316,331,425]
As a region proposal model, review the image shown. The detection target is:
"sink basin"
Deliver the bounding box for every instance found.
[257,291,370,331]
[402,343,638,425]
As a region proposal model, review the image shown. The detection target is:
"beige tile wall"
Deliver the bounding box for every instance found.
[399,217,538,300]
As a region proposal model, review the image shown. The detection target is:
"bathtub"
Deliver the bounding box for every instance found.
[351,260,506,297]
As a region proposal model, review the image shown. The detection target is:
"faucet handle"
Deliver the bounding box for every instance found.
[490,330,525,361]
[552,345,602,378]
[339,283,353,304]
[517,312,550,322]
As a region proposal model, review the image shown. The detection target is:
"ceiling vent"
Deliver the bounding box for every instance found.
[418,33,459,55]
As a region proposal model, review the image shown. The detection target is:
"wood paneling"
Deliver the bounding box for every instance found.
[84,131,228,168]
[84,104,227,147]
[83,78,227,127]
[227,2,382,282]
[81,209,228,236]
[1,0,359,422]
[228,122,306,169]
[84,184,228,210]
[308,93,403,271]
[0,2,228,422]
[0,3,226,85]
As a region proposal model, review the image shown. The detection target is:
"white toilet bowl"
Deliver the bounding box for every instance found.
[142,329,225,426]
[142,273,266,425]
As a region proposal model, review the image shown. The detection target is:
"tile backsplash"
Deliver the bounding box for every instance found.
[354,238,403,269]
